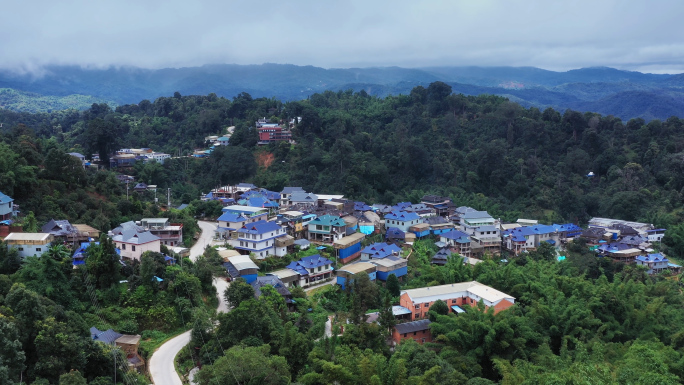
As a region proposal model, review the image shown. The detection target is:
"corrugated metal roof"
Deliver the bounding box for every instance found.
[395,319,431,334]
[227,255,259,271]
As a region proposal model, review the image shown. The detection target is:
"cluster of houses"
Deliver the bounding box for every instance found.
[109,148,172,168]
[1,180,680,348]
[194,127,235,157]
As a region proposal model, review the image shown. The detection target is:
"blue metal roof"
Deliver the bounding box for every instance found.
[385,210,420,221]
[0,191,13,204]
[635,253,669,263]
[361,242,402,259]
[441,229,470,241]
[238,220,281,235]
[451,305,465,313]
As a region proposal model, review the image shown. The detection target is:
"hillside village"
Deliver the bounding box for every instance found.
[1,171,678,350]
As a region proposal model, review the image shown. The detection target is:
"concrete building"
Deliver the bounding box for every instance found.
[400,281,515,321]
[140,218,183,247]
[234,220,287,259]
[4,233,54,258]
[392,319,432,346]
[110,221,161,261]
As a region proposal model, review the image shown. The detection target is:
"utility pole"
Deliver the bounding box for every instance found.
[167,188,171,207]
[126,181,129,200]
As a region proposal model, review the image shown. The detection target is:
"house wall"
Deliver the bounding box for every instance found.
[10,241,52,258]
[338,242,362,263]
[0,201,12,217]
[392,328,432,345]
[400,291,512,320]
[116,240,160,261]
[239,273,258,284]
[376,266,408,281]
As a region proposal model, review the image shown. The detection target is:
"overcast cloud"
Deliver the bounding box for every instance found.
[2,0,683,74]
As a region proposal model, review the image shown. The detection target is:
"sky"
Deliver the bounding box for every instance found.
[3,0,684,74]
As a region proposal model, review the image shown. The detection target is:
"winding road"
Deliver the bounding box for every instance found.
[149,220,227,385]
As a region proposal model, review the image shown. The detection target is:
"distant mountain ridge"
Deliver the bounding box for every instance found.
[1,63,683,120]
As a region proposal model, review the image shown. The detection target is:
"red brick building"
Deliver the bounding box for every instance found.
[399,281,515,320]
[392,319,432,345]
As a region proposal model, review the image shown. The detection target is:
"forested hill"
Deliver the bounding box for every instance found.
[1,64,684,120]
[4,82,684,244]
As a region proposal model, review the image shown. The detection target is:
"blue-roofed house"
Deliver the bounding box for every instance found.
[279,187,305,206]
[283,254,334,287]
[384,211,423,232]
[289,192,318,207]
[370,256,408,281]
[308,215,346,245]
[503,225,560,255]
[385,227,406,244]
[459,210,495,233]
[360,242,402,261]
[635,253,672,274]
[552,223,583,240]
[647,228,667,243]
[440,230,472,257]
[217,212,251,239]
[432,247,454,265]
[90,327,123,345]
[234,220,287,259]
[0,191,16,222]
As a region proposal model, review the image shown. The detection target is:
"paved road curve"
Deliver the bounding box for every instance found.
[149,220,224,385]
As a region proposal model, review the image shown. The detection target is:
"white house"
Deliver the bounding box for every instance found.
[384,211,423,232]
[233,220,287,259]
[4,233,54,258]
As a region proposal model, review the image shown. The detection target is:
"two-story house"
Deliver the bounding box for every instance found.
[635,253,671,274]
[282,254,335,287]
[279,187,305,206]
[439,230,472,257]
[384,211,423,232]
[234,220,287,259]
[140,218,183,247]
[308,215,346,245]
[110,222,161,261]
[5,233,54,258]
[217,205,269,239]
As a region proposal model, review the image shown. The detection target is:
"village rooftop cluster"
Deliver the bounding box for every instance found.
[0,179,677,347]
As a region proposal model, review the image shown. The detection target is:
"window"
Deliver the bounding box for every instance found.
[240,241,243,247]
[415,304,421,309]
[424,303,429,308]
[260,234,263,239]
[403,333,407,337]
[452,299,457,304]
[18,247,24,251]
[132,246,136,251]
[318,266,322,272]
[413,332,417,336]
[36,248,41,252]
[253,243,256,248]
[122,244,126,250]
[415,313,420,318]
